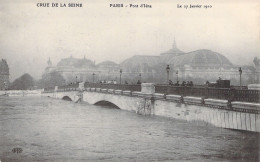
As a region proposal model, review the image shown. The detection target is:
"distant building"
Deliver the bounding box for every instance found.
[97,61,120,73]
[121,41,258,84]
[44,41,259,85]
[120,55,160,73]
[44,57,55,73]
[0,59,9,90]
[44,56,120,83]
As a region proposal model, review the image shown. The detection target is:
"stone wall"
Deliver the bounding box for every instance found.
[153,100,259,132]
[42,83,260,132]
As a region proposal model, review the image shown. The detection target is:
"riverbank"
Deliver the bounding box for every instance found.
[0,89,43,96]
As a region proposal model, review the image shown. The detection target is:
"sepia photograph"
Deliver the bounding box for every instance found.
[0,0,259,161]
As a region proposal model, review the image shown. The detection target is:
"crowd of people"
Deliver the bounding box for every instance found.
[169,80,194,86]
[75,79,198,86]
[97,80,143,85]
[99,80,117,84]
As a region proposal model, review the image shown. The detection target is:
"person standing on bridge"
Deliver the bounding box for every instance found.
[169,80,173,85]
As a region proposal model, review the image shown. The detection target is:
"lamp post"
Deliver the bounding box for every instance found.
[239,67,242,89]
[3,81,6,90]
[120,69,122,84]
[166,65,170,84]
[176,70,178,83]
[92,73,95,83]
[139,73,142,82]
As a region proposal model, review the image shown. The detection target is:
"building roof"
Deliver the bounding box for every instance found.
[120,55,160,72]
[57,56,95,68]
[98,61,118,66]
[160,40,184,55]
[166,49,233,68]
[160,47,184,55]
[160,41,185,63]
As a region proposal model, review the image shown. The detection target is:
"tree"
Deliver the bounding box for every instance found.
[10,73,35,90]
[37,71,65,88]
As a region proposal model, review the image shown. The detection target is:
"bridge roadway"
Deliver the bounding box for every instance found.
[42,83,260,133]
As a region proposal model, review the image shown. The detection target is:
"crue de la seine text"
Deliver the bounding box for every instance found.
[36,3,83,7]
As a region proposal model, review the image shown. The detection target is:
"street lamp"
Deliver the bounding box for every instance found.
[3,81,6,90]
[92,73,95,83]
[120,69,122,84]
[139,73,142,82]
[176,70,178,83]
[166,65,170,84]
[239,67,242,89]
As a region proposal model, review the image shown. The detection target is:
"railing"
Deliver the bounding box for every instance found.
[43,87,55,93]
[155,85,260,103]
[84,83,141,92]
[58,83,79,89]
[43,83,260,103]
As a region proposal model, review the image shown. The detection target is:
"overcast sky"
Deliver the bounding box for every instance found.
[0,0,259,80]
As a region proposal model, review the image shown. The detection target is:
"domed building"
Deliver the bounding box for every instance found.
[44,56,121,83]
[44,41,258,85]
[160,40,184,63]
[166,49,233,68]
[120,55,160,73]
[57,55,95,68]
[97,61,119,73]
[55,56,98,83]
[44,57,55,73]
[121,41,256,84]
[165,49,237,81]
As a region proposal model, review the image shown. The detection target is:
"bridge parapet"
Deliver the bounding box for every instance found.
[43,83,260,103]
[183,96,203,105]
[79,82,84,90]
[108,89,114,94]
[204,99,229,109]
[166,95,182,102]
[114,90,122,95]
[155,85,260,103]
[132,91,142,97]
[84,83,141,92]
[153,93,165,100]
[141,83,155,94]
[101,89,108,93]
[232,102,260,113]
[42,82,260,132]
[122,90,131,96]
[43,83,260,114]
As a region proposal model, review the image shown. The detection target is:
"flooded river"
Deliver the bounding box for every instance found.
[0,96,259,161]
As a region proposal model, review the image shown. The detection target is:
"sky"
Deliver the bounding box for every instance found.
[0,0,259,81]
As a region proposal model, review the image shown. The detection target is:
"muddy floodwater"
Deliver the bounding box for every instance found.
[0,96,259,161]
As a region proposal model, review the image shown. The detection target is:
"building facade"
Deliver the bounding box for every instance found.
[44,42,259,85]
[120,41,258,85]
[44,56,121,83]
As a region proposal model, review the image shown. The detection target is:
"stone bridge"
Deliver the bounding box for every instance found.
[42,83,260,133]
[44,90,80,102]
[42,86,153,114]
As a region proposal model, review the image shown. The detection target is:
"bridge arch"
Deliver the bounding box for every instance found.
[94,100,120,109]
[62,96,73,101]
